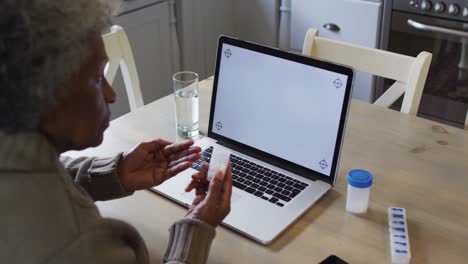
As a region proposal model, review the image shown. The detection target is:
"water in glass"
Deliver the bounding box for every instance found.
[175,85,199,138]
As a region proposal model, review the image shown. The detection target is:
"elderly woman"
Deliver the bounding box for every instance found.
[0,0,232,263]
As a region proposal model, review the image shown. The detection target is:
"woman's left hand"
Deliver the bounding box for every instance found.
[118,139,201,191]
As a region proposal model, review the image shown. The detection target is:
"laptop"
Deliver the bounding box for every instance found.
[152,36,354,244]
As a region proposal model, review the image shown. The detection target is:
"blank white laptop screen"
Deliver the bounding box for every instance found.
[211,43,349,177]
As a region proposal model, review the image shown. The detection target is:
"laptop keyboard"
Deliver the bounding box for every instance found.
[192,147,309,207]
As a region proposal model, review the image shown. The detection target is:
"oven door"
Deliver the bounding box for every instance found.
[384,11,468,128]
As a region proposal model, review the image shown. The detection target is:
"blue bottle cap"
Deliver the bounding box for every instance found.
[347,169,373,188]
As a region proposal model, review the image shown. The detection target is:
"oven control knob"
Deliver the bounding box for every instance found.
[409,1,419,8]
[421,0,432,11]
[448,3,460,15]
[434,2,446,13]
[463,7,468,17]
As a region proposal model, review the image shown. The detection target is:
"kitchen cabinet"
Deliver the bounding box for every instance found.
[232,0,279,47]
[290,0,382,102]
[177,0,279,80]
[177,0,234,80]
[110,0,177,119]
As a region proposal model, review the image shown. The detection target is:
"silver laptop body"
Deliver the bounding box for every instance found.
[153,36,354,244]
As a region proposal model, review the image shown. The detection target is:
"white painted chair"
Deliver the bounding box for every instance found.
[102,25,144,111]
[303,28,432,115]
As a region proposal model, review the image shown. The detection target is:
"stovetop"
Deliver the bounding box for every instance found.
[393,0,468,22]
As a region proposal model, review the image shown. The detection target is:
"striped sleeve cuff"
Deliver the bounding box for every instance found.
[163,218,216,264]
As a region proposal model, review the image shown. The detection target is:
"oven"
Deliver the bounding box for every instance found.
[379,0,468,128]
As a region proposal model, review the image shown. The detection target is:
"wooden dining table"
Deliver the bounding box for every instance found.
[65,77,468,264]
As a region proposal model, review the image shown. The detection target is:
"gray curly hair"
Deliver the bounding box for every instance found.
[0,0,118,133]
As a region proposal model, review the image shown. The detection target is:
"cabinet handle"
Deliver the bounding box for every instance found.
[323,23,340,33]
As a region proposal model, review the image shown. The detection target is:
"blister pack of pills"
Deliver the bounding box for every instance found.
[388,207,411,264]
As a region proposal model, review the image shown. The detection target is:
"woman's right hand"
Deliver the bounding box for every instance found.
[184,163,232,227]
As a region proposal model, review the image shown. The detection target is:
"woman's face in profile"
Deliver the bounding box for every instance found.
[72,36,116,148]
[41,34,117,152]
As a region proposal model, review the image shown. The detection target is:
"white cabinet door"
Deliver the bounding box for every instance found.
[291,0,381,48]
[290,0,382,102]
[110,1,173,119]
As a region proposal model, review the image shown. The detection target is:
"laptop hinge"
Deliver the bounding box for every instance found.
[216,140,244,154]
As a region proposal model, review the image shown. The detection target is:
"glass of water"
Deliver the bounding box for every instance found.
[173,71,199,138]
